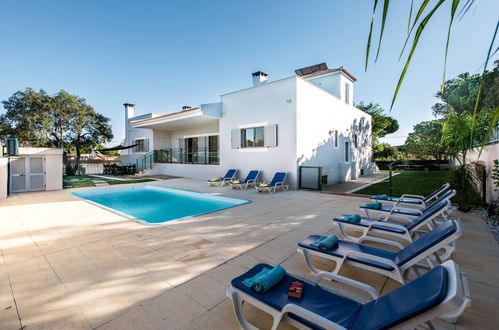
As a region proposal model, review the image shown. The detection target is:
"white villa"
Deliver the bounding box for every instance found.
[121,63,376,188]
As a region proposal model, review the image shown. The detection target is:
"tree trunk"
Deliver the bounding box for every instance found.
[74,140,81,175]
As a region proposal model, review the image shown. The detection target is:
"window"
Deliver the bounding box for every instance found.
[134,139,149,152]
[344,83,350,104]
[241,127,264,148]
[334,130,338,148]
[353,134,358,148]
[344,141,350,162]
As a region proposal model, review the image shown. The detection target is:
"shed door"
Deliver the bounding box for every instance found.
[10,157,27,192]
[28,157,45,191]
[9,156,45,193]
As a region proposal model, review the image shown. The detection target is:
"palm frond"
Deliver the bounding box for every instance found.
[458,0,476,20]
[391,0,446,110]
[471,20,499,148]
[365,0,379,71]
[478,106,499,157]
[375,0,390,62]
[399,0,430,60]
[408,0,414,33]
[442,0,461,94]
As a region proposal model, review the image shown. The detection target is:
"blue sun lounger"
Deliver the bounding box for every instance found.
[229,170,260,190]
[227,260,470,329]
[298,220,461,284]
[333,199,453,244]
[371,183,451,208]
[360,189,456,220]
[207,169,237,187]
[255,172,289,194]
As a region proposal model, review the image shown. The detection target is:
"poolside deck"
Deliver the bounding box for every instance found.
[0,178,497,329]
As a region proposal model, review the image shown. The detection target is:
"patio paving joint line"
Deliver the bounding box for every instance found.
[1,249,24,330]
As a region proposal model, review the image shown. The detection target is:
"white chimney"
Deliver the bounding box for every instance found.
[252,71,268,86]
[124,103,135,119]
[123,103,135,152]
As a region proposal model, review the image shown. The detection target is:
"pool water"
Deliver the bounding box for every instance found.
[72,185,250,224]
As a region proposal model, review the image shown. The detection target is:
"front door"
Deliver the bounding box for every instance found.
[10,156,45,192]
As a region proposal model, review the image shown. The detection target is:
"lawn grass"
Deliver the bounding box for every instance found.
[356,170,486,205]
[63,175,155,189]
[355,171,450,197]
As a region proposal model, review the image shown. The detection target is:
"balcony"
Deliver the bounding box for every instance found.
[136,148,219,172]
[154,148,219,165]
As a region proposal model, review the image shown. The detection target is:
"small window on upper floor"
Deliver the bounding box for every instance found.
[334,130,339,148]
[345,83,350,104]
[353,134,358,148]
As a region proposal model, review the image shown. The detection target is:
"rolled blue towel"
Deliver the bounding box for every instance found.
[311,235,339,250]
[364,201,382,210]
[344,214,361,223]
[373,194,389,200]
[243,265,286,293]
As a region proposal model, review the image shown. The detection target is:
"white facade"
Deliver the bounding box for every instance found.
[466,143,499,204]
[122,65,374,188]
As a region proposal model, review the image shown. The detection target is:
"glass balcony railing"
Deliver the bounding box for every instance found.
[153,148,219,165]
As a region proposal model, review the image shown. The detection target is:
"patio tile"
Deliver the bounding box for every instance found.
[139,288,207,328]
[181,299,239,330]
[96,306,162,330]
[178,274,227,309]
[0,179,497,329]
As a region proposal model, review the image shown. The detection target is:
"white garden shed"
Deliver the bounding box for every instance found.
[1,148,63,198]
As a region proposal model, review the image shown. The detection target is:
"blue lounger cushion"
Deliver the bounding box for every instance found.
[334,200,449,234]
[299,235,397,271]
[334,216,407,234]
[352,265,448,329]
[371,195,424,205]
[233,263,449,330]
[300,220,458,271]
[395,220,457,266]
[232,263,363,329]
[243,264,286,293]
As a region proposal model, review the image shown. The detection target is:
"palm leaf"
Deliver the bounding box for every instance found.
[408,0,414,33]
[478,106,499,157]
[441,0,461,93]
[375,0,390,62]
[470,20,499,149]
[391,0,446,110]
[365,0,379,71]
[399,0,430,60]
[458,0,475,20]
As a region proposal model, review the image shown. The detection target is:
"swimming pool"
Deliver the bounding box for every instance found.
[72,185,250,224]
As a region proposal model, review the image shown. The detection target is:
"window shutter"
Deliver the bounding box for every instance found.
[264,124,278,147]
[231,129,241,149]
[144,139,149,152]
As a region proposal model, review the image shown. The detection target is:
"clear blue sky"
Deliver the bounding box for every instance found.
[1,0,497,146]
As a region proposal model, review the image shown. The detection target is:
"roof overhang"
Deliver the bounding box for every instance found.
[131,103,222,131]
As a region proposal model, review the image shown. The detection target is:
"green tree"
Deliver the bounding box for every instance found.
[432,64,499,117]
[441,108,494,210]
[0,88,53,146]
[357,102,399,158]
[357,102,399,140]
[1,88,113,170]
[404,119,446,159]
